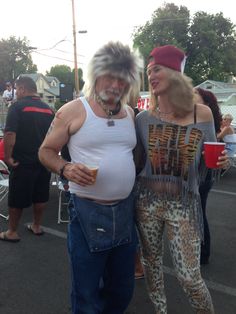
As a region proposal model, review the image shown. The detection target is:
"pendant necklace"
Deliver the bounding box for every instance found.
[156,107,174,123]
[96,95,121,127]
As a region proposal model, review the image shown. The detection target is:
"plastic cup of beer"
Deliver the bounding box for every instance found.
[84,157,101,183]
[204,142,226,168]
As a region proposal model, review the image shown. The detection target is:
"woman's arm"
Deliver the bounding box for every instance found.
[217,126,234,140]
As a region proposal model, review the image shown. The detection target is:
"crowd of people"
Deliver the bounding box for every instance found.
[0,41,233,314]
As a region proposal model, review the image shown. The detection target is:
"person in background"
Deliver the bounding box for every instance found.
[217,113,236,157]
[0,76,54,242]
[218,113,236,153]
[194,87,222,265]
[38,41,140,314]
[134,45,228,313]
[217,113,234,141]
[2,82,16,108]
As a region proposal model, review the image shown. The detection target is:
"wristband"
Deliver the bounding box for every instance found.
[59,162,71,179]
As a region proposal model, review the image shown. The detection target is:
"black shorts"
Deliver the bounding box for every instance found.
[8,164,51,209]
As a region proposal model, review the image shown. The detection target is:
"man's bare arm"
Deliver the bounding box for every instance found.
[38,100,95,186]
[39,107,72,174]
[3,132,19,167]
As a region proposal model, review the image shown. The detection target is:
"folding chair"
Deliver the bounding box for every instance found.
[52,175,70,224]
[0,160,10,220]
[221,134,236,176]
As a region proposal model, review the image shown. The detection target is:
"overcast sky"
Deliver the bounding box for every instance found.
[1,0,235,77]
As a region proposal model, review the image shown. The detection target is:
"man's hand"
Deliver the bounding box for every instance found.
[5,157,19,168]
[63,163,96,186]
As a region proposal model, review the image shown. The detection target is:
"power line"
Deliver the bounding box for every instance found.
[36,38,68,51]
[32,50,84,65]
[54,48,85,57]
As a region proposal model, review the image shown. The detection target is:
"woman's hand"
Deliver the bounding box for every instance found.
[216,150,229,169]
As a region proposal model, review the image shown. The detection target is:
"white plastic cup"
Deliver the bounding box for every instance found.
[82,156,101,183]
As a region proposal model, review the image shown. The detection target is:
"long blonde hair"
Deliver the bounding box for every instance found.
[149,68,194,117]
[126,80,141,108]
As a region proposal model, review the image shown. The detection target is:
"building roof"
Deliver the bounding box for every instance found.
[196,80,236,103]
[19,73,60,97]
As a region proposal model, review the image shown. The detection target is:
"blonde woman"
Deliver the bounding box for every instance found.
[134,45,228,314]
[217,113,234,140]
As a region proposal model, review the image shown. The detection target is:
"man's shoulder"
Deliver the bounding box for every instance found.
[18,96,54,113]
[58,98,85,115]
[35,99,54,111]
[136,109,149,120]
[56,98,86,135]
[2,90,8,97]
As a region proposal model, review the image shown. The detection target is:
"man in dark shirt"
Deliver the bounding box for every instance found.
[0,76,54,242]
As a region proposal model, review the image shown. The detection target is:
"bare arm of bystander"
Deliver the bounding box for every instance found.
[3,132,19,167]
[217,126,234,140]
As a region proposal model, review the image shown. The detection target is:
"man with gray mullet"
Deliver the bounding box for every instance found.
[39,41,140,313]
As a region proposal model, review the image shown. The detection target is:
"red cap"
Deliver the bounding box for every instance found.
[148,45,186,72]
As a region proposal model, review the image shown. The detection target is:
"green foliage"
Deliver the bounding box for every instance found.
[54,100,66,111]
[0,36,37,83]
[133,3,190,88]
[133,3,190,64]
[47,65,84,91]
[46,65,73,86]
[132,2,236,86]
[187,12,236,83]
[72,68,85,91]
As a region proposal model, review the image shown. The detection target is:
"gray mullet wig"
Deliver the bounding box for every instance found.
[83,41,140,103]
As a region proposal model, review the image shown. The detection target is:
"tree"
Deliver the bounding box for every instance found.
[46,65,73,86]
[133,3,190,88]
[72,68,85,91]
[187,12,236,83]
[47,65,84,91]
[0,36,37,85]
[132,2,236,86]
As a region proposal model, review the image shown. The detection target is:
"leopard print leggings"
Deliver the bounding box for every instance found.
[135,192,214,314]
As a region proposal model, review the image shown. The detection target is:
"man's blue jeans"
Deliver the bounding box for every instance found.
[67,194,137,314]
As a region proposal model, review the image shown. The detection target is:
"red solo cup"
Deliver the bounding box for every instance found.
[204,142,226,168]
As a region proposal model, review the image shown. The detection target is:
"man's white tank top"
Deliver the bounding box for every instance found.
[68,97,137,200]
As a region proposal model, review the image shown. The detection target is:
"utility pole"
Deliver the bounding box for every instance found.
[71,0,79,98]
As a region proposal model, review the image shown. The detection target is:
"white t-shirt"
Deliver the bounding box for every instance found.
[223,133,236,157]
[3,88,16,101]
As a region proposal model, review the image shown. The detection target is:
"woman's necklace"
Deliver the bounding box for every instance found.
[157,108,173,115]
[156,107,174,123]
[95,95,121,127]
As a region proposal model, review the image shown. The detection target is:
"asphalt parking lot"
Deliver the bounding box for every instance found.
[0,168,236,314]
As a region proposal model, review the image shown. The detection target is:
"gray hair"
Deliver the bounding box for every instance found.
[83,41,140,103]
